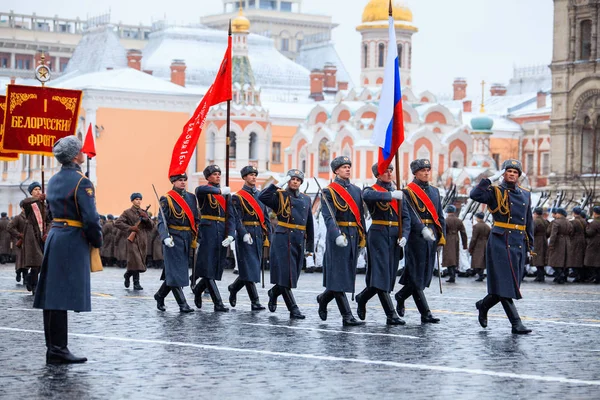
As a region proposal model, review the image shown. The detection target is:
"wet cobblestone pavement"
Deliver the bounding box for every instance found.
[1,264,600,399]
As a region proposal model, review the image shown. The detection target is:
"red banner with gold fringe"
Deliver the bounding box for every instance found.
[0,95,19,161]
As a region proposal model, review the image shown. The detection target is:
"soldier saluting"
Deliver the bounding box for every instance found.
[470,160,533,334]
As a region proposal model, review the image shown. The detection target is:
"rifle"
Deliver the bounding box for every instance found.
[127,204,151,242]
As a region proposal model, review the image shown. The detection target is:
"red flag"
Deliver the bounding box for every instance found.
[81,123,96,158]
[168,35,232,178]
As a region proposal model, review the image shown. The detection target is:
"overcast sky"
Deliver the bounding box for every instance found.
[5,0,553,98]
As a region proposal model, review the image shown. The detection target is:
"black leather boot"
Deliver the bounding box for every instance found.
[475,294,500,328]
[16,269,21,282]
[45,310,87,364]
[280,288,304,319]
[246,282,265,310]
[378,290,405,325]
[267,285,281,312]
[334,292,364,326]
[193,278,207,309]
[413,289,440,323]
[124,271,132,288]
[394,285,412,317]
[172,287,194,313]
[355,287,377,321]
[446,267,456,283]
[475,269,485,281]
[227,277,245,307]
[154,282,171,311]
[206,279,229,312]
[534,267,545,282]
[500,298,532,334]
[132,272,143,291]
[316,290,335,321]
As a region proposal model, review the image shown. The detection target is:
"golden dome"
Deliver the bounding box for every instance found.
[362,0,413,23]
[232,7,250,33]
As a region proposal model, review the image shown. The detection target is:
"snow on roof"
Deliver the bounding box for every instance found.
[65,25,127,74]
[262,101,316,120]
[296,41,354,87]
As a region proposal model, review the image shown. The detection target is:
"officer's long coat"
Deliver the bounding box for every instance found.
[115,206,153,272]
[401,179,446,291]
[442,214,467,268]
[33,162,102,312]
[101,220,116,259]
[21,197,46,268]
[0,217,11,255]
[7,213,26,271]
[584,217,600,267]
[158,189,200,287]
[194,184,235,281]
[233,185,271,283]
[567,216,586,268]
[115,228,128,262]
[531,216,549,267]
[468,221,490,269]
[322,177,366,293]
[258,184,314,288]
[547,217,571,268]
[470,179,533,299]
[362,181,411,292]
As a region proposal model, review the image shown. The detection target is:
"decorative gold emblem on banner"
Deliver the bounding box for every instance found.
[10,93,38,113]
[52,96,78,116]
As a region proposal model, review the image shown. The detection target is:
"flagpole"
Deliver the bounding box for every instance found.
[225,20,232,188]
[86,156,90,178]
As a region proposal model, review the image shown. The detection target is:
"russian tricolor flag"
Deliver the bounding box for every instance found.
[371,15,405,176]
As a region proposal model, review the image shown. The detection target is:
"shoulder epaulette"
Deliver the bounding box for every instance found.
[519,185,530,192]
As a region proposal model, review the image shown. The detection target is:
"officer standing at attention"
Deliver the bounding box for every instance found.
[470,160,534,334]
[33,136,102,364]
[356,163,410,325]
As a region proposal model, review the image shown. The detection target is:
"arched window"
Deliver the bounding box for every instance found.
[581,20,592,60]
[378,43,385,67]
[397,43,403,68]
[363,44,368,68]
[229,132,237,159]
[318,138,330,172]
[249,132,258,160]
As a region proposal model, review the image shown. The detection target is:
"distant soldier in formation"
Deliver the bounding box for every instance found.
[151,218,164,269]
[442,205,467,283]
[228,166,270,311]
[146,217,157,269]
[193,165,235,312]
[0,212,11,265]
[101,214,116,266]
[115,193,153,291]
[547,208,571,284]
[8,203,27,282]
[531,207,550,282]
[356,163,409,325]
[395,159,444,324]
[471,160,533,334]
[154,173,197,313]
[21,182,48,294]
[115,223,128,268]
[567,206,587,282]
[584,206,600,284]
[259,169,314,319]
[469,212,490,282]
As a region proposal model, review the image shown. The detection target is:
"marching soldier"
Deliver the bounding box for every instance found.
[7,204,27,283]
[547,208,571,284]
[584,206,600,284]
[228,165,270,311]
[151,219,164,269]
[395,159,445,323]
[531,207,550,282]
[469,212,490,282]
[356,163,410,325]
[101,214,116,267]
[33,136,102,364]
[442,205,467,283]
[21,181,48,294]
[317,156,365,326]
[154,173,198,313]
[193,165,235,312]
[567,206,587,282]
[115,193,153,290]
[258,169,314,319]
[470,160,533,334]
[0,212,11,265]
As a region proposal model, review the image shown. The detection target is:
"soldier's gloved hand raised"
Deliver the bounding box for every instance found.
[488,169,505,183]
[421,226,436,242]
[276,175,291,188]
[243,233,253,245]
[397,237,407,247]
[335,234,348,247]
[391,190,403,200]
[221,235,234,247]
[221,187,231,195]
[163,237,175,248]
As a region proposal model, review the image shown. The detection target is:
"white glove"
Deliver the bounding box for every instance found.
[391,190,403,200]
[489,169,505,183]
[421,226,436,242]
[163,237,175,248]
[335,234,348,247]
[397,237,407,247]
[220,187,231,195]
[276,175,291,188]
[243,233,253,245]
[221,235,234,247]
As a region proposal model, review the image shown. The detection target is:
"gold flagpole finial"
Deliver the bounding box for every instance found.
[479,80,486,113]
[389,0,393,17]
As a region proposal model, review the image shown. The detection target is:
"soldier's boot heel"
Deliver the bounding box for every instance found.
[355,287,376,321]
[394,285,411,317]
[123,271,131,288]
[132,272,143,291]
[46,310,87,365]
[172,287,194,313]
[282,288,305,319]
[193,279,207,309]
[334,292,364,326]
[378,290,405,325]
[316,290,334,321]
[500,298,531,334]
[154,282,171,311]
[475,294,500,328]
[206,279,229,312]
[227,277,244,307]
[267,285,280,312]
[413,289,440,323]
[446,267,456,283]
[534,267,545,282]
[246,282,265,310]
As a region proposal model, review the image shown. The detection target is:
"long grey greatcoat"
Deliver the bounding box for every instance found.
[152,227,164,262]
[442,214,468,268]
[362,181,411,292]
[157,189,200,287]
[194,184,235,281]
[584,217,600,267]
[401,179,446,290]
[101,220,116,259]
[115,228,128,262]
[470,179,533,299]
[233,185,271,283]
[33,162,102,312]
[8,213,26,271]
[469,221,490,269]
[258,184,314,288]
[0,216,11,255]
[547,217,571,268]
[567,216,586,268]
[21,197,47,268]
[322,177,366,293]
[115,206,153,272]
[532,216,550,267]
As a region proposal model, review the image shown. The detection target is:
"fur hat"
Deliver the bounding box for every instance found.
[556,208,567,217]
[474,212,485,220]
[410,159,431,174]
[572,206,582,215]
[53,136,82,164]
[446,205,456,213]
[169,173,188,183]
[534,207,543,215]
[27,181,41,194]
[287,169,304,183]
[501,159,523,176]
[330,156,352,173]
[203,165,221,180]
[130,192,142,202]
[372,162,392,178]
[593,206,600,215]
[241,165,258,178]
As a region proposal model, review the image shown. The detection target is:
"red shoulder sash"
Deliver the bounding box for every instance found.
[236,190,266,232]
[167,190,198,234]
[406,182,445,244]
[328,182,364,231]
[372,184,398,216]
[212,194,227,212]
